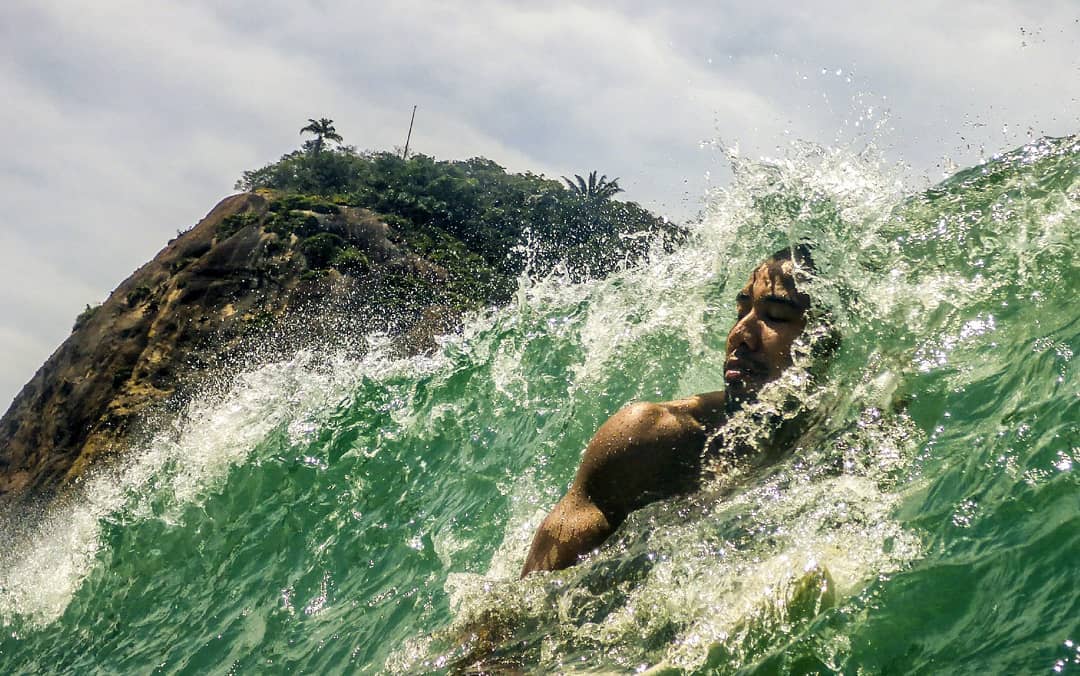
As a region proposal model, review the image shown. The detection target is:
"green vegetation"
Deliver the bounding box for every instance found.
[299,232,346,269]
[73,303,101,332]
[237,139,682,280]
[268,194,340,215]
[562,171,623,201]
[331,247,370,273]
[265,209,321,239]
[126,285,152,308]
[299,118,343,154]
[225,119,685,328]
[217,210,260,239]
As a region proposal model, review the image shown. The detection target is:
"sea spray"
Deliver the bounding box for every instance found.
[0,347,373,628]
[390,139,935,673]
[0,136,1076,674]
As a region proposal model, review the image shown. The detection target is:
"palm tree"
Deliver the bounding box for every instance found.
[300,118,344,153]
[561,171,623,201]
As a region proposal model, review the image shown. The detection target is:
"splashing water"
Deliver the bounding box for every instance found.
[1,136,1077,674]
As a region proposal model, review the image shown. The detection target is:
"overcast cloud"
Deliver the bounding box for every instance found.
[1,0,1077,409]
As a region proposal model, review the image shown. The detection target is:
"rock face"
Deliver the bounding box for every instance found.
[0,192,473,502]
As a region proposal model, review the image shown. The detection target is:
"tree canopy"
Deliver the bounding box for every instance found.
[562,171,623,201]
[236,134,683,280]
[299,118,344,154]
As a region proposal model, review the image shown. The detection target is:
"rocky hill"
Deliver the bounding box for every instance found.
[0,150,681,504]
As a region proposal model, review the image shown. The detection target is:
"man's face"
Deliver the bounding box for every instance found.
[724,258,811,400]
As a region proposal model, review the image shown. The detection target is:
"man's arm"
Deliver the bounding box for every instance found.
[519,489,614,574]
[521,401,704,576]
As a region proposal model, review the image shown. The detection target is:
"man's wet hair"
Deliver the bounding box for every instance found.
[768,242,816,273]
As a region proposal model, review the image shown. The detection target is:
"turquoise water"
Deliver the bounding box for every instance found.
[1,136,1077,674]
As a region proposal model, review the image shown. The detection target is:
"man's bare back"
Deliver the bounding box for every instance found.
[522,246,818,576]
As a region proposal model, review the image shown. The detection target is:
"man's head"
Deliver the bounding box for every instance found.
[724,245,816,402]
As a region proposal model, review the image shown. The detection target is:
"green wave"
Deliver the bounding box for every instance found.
[1,136,1077,674]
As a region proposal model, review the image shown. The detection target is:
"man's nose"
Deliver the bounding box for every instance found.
[727,311,761,352]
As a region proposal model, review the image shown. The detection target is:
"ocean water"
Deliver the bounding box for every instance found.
[1,136,1077,674]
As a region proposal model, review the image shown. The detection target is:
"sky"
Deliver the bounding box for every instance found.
[1,0,1078,410]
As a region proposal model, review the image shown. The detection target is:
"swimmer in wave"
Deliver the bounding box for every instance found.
[436,245,839,674]
[522,243,836,575]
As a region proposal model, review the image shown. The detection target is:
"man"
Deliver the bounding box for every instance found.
[521,244,824,575]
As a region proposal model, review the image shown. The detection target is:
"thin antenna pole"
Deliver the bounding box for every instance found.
[402,105,417,160]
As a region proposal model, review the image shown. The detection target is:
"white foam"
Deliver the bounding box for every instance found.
[389,139,934,672]
[0,347,385,627]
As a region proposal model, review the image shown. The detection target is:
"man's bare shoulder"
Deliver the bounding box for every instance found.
[571,392,727,514]
[664,390,727,420]
[637,390,728,433]
[526,391,731,575]
[599,400,695,445]
[589,391,728,458]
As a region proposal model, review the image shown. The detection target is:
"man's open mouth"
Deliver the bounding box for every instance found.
[724,357,766,384]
